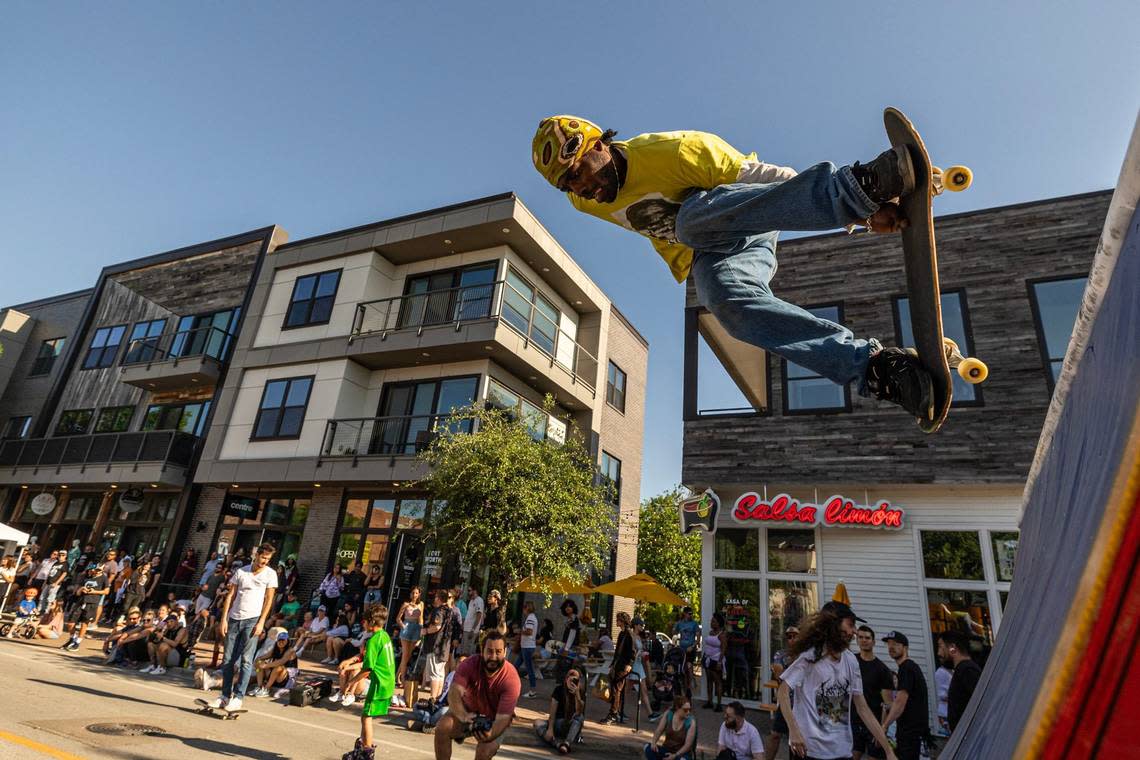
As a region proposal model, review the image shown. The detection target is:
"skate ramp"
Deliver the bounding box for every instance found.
[944,114,1140,759]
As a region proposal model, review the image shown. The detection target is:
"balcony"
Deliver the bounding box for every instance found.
[348,281,599,407]
[119,325,235,391]
[0,430,199,487]
[318,413,472,462]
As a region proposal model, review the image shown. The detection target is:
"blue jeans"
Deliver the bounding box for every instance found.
[220,617,260,699]
[515,647,537,688]
[677,161,881,390]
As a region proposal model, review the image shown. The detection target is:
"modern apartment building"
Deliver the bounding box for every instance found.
[182,193,648,615]
[0,227,286,558]
[681,190,1108,726]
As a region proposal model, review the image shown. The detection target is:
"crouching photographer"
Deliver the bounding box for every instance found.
[433,630,520,760]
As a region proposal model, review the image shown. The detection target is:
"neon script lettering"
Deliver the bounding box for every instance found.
[732,493,816,524]
[731,493,905,530]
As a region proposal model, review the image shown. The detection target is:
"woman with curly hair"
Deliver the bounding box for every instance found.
[776,603,898,760]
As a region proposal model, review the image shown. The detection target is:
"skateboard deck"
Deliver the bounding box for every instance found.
[195,697,247,720]
[884,107,986,432]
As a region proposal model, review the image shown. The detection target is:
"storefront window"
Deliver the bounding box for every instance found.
[920,530,984,580]
[396,499,427,531]
[927,588,994,666]
[214,494,309,561]
[991,531,1019,582]
[715,529,760,571]
[768,580,818,670]
[767,529,817,573]
[64,495,99,521]
[335,533,362,565]
[337,497,424,570]
[369,499,395,530]
[715,577,761,701]
[342,498,369,529]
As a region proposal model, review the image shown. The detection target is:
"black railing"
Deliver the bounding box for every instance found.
[120,325,235,367]
[319,414,475,460]
[0,430,198,472]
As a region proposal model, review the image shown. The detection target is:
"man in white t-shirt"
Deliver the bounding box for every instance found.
[717,701,765,760]
[777,602,897,760]
[209,543,278,712]
[514,600,539,698]
[461,587,484,655]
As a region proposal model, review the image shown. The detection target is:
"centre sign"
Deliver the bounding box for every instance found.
[733,492,905,530]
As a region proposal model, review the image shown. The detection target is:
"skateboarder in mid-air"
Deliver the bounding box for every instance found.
[532,115,934,419]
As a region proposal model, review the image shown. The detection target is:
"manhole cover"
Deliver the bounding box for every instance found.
[86,723,168,737]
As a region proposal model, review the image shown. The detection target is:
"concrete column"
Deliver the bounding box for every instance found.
[294,487,344,602]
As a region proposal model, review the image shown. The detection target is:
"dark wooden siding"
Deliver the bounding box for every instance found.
[682,191,1111,487]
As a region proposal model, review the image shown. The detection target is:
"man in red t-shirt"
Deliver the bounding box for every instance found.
[434,630,521,760]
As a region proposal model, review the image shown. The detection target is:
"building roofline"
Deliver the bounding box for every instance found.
[101,226,279,277]
[3,288,94,313]
[277,192,517,251]
[780,189,1114,247]
[610,304,650,349]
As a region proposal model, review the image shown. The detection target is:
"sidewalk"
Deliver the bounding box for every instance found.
[13,625,789,759]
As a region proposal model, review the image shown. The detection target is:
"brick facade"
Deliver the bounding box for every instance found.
[294,486,344,600]
[185,485,227,565]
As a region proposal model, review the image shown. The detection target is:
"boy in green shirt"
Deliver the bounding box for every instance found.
[532,115,936,423]
[344,604,396,760]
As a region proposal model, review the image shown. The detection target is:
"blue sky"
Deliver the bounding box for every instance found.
[2,2,1137,500]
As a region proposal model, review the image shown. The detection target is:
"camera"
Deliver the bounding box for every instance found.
[462,715,493,738]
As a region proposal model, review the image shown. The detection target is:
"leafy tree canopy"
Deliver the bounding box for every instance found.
[637,487,702,621]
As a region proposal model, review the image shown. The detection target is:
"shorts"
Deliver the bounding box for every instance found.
[67,603,100,625]
[772,707,789,735]
[424,653,447,683]
[400,622,422,642]
[852,722,886,758]
[195,594,213,614]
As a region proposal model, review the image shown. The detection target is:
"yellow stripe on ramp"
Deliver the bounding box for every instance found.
[0,730,86,760]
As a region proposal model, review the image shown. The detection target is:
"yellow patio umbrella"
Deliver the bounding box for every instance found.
[832,580,851,606]
[592,572,687,606]
[512,576,595,595]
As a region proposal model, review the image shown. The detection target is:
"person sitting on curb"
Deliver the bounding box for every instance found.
[535,667,586,755]
[36,600,65,640]
[252,630,298,698]
[141,612,189,675]
[343,604,395,760]
[331,651,369,707]
[644,695,698,760]
[102,607,146,664]
[294,605,332,657]
[321,611,352,665]
[409,662,459,733]
[716,701,764,760]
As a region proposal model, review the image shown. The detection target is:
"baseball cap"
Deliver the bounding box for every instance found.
[882,630,910,646]
[682,606,693,614]
[317,605,327,611]
[821,600,866,623]
[276,631,290,640]
[489,589,502,599]
[632,617,645,627]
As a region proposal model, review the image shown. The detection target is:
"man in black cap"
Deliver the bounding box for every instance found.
[882,631,928,760]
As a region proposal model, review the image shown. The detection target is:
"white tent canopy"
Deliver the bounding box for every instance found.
[0,522,30,546]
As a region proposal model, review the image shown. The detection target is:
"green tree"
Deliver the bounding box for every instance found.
[412,401,614,592]
[637,487,702,629]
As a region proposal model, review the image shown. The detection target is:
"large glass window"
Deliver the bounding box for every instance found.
[895,290,979,404]
[252,377,314,440]
[991,531,1019,583]
[927,588,994,666]
[215,495,309,562]
[607,361,627,413]
[285,269,342,328]
[2,416,32,440]
[784,305,847,412]
[715,529,760,571]
[599,451,621,505]
[1029,276,1087,390]
[768,579,819,670]
[485,379,563,443]
[142,401,211,437]
[55,409,94,436]
[171,308,240,360]
[94,406,133,434]
[373,376,478,455]
[920,531,984,581]
[503,269,561,356]
[81,325,126,370]
[335,497,423,572]
[715,577,762,701]
[123,319,167,364]
[767,529,817,573]
[29,337,66,377]
[399,263,497,328]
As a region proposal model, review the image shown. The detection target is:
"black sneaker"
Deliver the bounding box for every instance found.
[852,145,916,204]
[865,347,935,420]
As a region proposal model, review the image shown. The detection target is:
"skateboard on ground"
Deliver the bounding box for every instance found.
[194,697,247,720]
[884,106,988,433]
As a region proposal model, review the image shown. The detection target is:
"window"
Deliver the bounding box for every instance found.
[216,495,309,564]
[600,451,621,505]
[485,379,563,443]
[28,338,66,377]
[606,361,627,412]
[714,577,762,700]
[767,529,817,573]
[783,305,848,413]
[502,269,561,356]
[284,270,341,328]
[81,325,126,369]
[171,308,241,360]
[1028,276,1087,391]
[921,530,984,580]
[123,319,166,364]
[94,406,133,434]
[252,377,313,439]
[2,416,32,440]
[335,497,431,571]
[715,528,760,571]
[894,290,980,405]
[142,401,211,437]
[399,263,497,328]
[55,409,94,436]
[369,376,479,455]
[991,531,1019,583]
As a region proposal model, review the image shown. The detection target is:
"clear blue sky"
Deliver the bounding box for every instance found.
[3,2,1137,500]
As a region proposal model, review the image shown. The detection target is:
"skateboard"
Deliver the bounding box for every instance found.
[194,697,248,720]
[884,106,988,433]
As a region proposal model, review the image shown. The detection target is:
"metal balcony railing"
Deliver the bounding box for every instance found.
[120,325,236,367]
[319,413,476,461]
[0,430,198,473]
[352,280,598,394]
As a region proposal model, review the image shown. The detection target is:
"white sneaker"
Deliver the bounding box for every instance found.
[341,694,355,707]
[254,687,270,697]
[207,697,227,709]
[524,690,538,699]
[151,666,166,675]
[273,688,290,699]
[225,697,244,712]
[139,665,155,674]
[330,691,342,703]
[390,695,402,707]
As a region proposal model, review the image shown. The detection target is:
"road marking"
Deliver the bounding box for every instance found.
[0,729,86,760]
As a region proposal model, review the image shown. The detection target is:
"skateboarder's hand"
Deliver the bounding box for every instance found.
[867,203,907,233]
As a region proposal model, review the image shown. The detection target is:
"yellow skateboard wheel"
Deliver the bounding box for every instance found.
[957,357,988,384]
[944,165,973,192]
